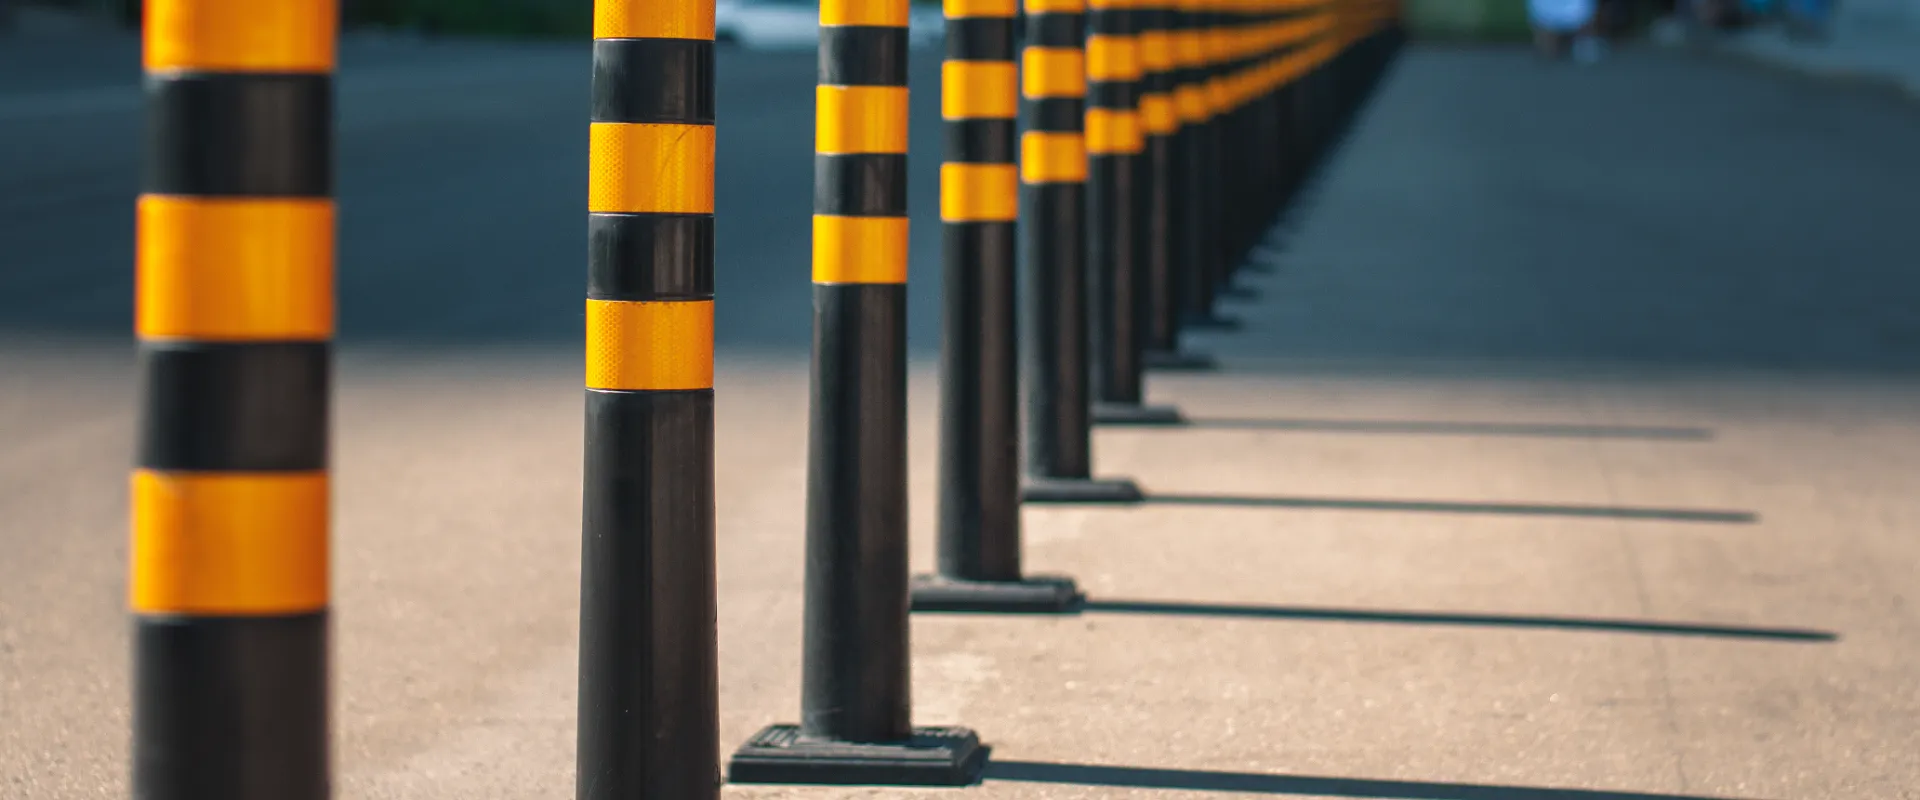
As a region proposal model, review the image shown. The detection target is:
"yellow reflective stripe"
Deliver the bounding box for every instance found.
[130,470,328,615]
[1021,132,1087,183]
[145,0,337,72]
[814,216,909,283]
[817,86,911,154]
[943,61,1019,119]
[588,123,717,214]
[585,300,715,391]
[136,196,334,340]
[941,164,1019,222]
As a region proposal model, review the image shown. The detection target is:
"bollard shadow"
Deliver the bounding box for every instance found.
[1173,417,1715,441]
[1142,493,1756,525]
[985,761,1772,799]
[1076,599,1837,642]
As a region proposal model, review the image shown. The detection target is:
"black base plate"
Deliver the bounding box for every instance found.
[1093,402,1186,427]
[728,725,988,786]
[1143,348,1218,372]
[1022,476,1144,504]
[1182,311,1244,331]
[909,574,1083,613]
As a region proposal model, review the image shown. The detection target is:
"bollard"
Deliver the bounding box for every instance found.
[1138,2,1217,372]
[577,1,721,797]
[1236,0,1291,279]
[1179,0,1242,332]
[909,0,1082,612]
[1172,0,1222,335]
[728,0,988,784]
[1019,0,1144,504]
[132,3,335,798]
[1215,3,1253,299]
[1221,2,1251,289]
[1088,0,1184,425]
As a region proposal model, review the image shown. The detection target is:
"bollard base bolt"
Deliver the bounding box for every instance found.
[1092,402,1186,427]
[728,725,988,786]
[1144,349,1218,372]
[909,574,1082,614]
[1181,311,1244,331]
[1022,476,1144,505]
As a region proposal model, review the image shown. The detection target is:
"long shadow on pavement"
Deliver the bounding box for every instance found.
[1171,418,1715,441]
[1077,599,1837,642]
[1142,494,1756,525]
[986,761,1771,799]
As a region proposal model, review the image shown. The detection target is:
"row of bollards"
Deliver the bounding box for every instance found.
[124,0,1404,797]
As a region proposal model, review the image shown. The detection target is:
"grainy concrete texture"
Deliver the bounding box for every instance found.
[3,37,1918,800]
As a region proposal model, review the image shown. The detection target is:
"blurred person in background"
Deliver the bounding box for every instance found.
[1531,0,1605,61]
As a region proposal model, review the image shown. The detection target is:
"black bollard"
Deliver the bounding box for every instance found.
[1088,0,1184,426]
[1179,0,1244,332]
[1173,0,1236,335]
[1218,7,1260,298]
[1019,0,1144,504]
[728,0,988,785]
[132,3,335,799]
[1139,3,1218,372]
[578,2,722,797]
[909,0,1082,613]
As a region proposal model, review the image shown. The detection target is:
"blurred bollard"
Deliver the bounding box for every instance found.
[728,0,988,784]
[1020,0,1145,504]
[1139,1,1217,372]
[1089,0,1185,425]
[1173,0,1239,333]
[131,2,336,798]
[1181,0,1243,331]
[909,0,1082,612]
[577,1,721,797]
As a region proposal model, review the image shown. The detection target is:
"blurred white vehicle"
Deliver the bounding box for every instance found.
[715,0,945,51]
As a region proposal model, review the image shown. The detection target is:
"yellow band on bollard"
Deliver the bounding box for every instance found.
[1021,131,1087,183]
[1139,92,1179,134]
[585,299,716,390]
[595,0,718,39]
[1172,30,1204,69]
[823,0,911,26]
[130,470,330,615]
[1138,29,1173,70]
[1085,35,1143,82]
[947,0,1019,15]
[1023,48,1087,98]
[136,196,334,340]
[813,216,910,283]
[943,62,1020,119]
[145,0,338,71]
[1175,84,1209,122]
[817,86,912,153]
[1085,108,1144,155]
[941,164,1020,222]
[589,123,717,214]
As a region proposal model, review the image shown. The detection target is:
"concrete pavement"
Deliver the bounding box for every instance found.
[3,36,1919,800]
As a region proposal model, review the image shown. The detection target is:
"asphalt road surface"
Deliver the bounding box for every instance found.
[5,32,1920,800]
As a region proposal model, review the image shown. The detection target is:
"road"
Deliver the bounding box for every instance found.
[5,33,1920,799]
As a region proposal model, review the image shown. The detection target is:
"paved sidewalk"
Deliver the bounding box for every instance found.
[4,40,1920,800]
[1670,21,1920,98]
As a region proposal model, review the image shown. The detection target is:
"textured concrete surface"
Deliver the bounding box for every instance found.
[4,38,1919,800]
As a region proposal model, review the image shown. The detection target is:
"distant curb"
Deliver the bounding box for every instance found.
[1662,32,1920,106]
